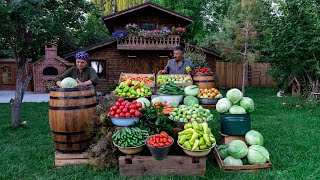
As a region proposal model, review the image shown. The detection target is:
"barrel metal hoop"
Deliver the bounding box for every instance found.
[50,94,95,100]
[193,80,215,83]
[192,74,214,77]
[53,139,91,144]
[49,103,97,110]
[51,130,87,135]
[50,85,94,92]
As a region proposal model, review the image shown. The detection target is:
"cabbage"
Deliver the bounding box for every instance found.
[226,88,243,104]
[151,97,165,104]
[223,156,243,166]
[229,105,247,114]
[240,97,254,113]
[228,140,248,159]
[247,145,270,165]
[218,145,230,160]
[184,85,200,96]
[216,98,232,113]
[60,77,78,88]
[245,130,264,145]
[183,96,199,106]
[167,100,179,108]
[136,97,151,109]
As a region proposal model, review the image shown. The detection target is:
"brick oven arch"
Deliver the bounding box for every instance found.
[43,66,58,76]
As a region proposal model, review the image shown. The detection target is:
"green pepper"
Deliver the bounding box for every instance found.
[200,145,207,150]
[123,86,129,93]
[183,141,192,150]
[192,139,199,150]
[189,132,199,145]
[178,135,187,144]
[203,134,210,143]
[192,121,199,130]
[210,136,216,143]
[202,123,210,134]
[178,128,195,135]
[199,137,205,146]
[184,123,193,130]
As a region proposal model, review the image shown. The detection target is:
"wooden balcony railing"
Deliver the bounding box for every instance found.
[117,34,180,50]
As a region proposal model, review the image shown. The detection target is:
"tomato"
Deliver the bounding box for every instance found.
[158,143,164,147]
[125,112,131,117]
[165,142,171,146]
[115,102,120,106]
[119,112,124,117]
[112,106,118,111]
[125,104,130,108]
[160,131,168,138]
[118,98,124,103]
[136,102,142,108]
[160,138,164,143]
[124,100,129,104]
[115,114,119,118]
[138,108,142,111]
[109,111,115,116]
[129,109,135,115]
[131,105,137,109]
[119,106,124,110]
[134,111,140,117]
[122,108,128,113]
[116,109,121,114]
[155,137,159,143]
[121,102,126,106]
[132,100,137,104]
[167,138,173,144]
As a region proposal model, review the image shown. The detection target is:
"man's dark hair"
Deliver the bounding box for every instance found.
[173,45,185,53]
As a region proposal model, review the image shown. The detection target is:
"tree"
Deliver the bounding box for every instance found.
[205,0,263,95]
[91,0,146,15]
[0,0,95,127]
[260,1,320,94]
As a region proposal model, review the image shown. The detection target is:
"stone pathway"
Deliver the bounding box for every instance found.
[0,91,49,103]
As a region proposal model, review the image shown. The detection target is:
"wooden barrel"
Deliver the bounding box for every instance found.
[192,74,216,89]
[49,86,97,153]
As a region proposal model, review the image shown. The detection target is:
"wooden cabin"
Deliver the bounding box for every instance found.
[62,2,221,93]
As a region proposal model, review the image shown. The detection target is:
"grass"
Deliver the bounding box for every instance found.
[1,88,320,179]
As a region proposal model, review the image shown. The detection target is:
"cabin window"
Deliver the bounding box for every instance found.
[43,67,58,75]
[90,60,106,79]
[140,21,156,30]
[1,66,13,84]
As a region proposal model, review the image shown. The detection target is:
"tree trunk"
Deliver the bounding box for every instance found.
[11,59,32,127]
[242,63,246,96]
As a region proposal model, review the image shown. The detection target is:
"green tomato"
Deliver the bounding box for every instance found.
[186,115,191,119]
[192,114,197,119]
[174,116,179,121]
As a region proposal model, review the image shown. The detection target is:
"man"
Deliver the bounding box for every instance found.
[56,51,98,87]
[160,45,194,74]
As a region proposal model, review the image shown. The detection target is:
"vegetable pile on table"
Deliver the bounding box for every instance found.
[178,121,216,150]
[108,98,143,118]
[216,88,254,114]
[218,130,270,166]
[169,104,213,123]
[192,67,213,75]
[120,75,154,85]
[115,80,152,98]
[153,102,175,115]
[157,82,184,95]
[146,131,173,147]
[112,127,149,147]
[197,88,222,99]
[157,75,191,85]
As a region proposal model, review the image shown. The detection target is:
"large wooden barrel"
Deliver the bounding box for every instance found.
[192,74,216,89]
[49,86,97,153]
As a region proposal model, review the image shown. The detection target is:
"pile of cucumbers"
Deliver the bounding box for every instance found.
[157,82,184,95]
[112,127,149,147]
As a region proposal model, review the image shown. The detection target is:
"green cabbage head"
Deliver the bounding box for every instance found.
[247,145,270,165]
[240,97,254,113]
[228,140,248,159]
[229,105,246,114]
[183,96,199,106]
[184,85,200,96]
[60,77,78,88]
[216,98,232,113]
[223,156,243,166]
[226,88,243,104]
[245,130,264,145]
[218,144,230,160]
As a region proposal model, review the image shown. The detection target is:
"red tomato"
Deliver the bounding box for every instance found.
[115,102,120,106]
[158,143,164,147]
[160,138,164,143]
[138,108,142,111]
[115,114,119,117]
[112,106,118,111]
[125,104,130,108]
[129,109,135,114]
[119,106,124,110]
[155,137,159,143]
[167,138,173,144]
[109,111,115,116]
[160,131,168,138]
[118,98,124,103]
[125,112,131,117]
[136,102,142,108]
[134,111,140,117]
[165,142,171,146]
[119,113,124,117]
[122,108,128,113]
[124,100,129,104]
[116,109,121,114]
[132,100,137,104]
[121,102,126,106]
[131,105,137,109]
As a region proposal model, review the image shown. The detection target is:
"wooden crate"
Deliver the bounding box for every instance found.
[219,132,247,145]
[119,155,206,176]
[156,74,193,87]
[213,146,272,172]
[55,151,89,167]
[201,104,216,110]
[119,73,156,87]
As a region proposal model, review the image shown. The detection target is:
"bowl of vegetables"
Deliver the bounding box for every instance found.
[178,142,215,157]
[145,132,174,160]
[112,127,149,155]
[156,82,185,103]
[198,98,220,105]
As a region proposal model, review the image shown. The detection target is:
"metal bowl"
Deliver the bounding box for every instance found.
[177,142,216,157]
[199,98,220,105]
[109,116,141,127]
[154,95,184,103]
[113,141,145,155]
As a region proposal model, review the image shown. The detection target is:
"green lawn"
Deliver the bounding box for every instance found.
[1,88,320,179]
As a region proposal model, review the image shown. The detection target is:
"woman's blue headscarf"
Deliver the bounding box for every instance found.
[75,51,89,61]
